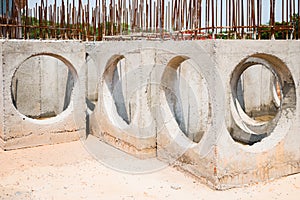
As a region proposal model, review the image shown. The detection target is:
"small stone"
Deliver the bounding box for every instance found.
[15,191,22,196]
[171,185,181,190]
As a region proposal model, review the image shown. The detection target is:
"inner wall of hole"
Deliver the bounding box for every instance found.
[11,55,73,119]
[163,58,210,143]
[237,64,280,121]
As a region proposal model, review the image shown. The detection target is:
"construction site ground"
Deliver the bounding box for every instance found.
[0,135,299,200]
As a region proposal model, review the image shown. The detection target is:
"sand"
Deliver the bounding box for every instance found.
[0,137,299,200]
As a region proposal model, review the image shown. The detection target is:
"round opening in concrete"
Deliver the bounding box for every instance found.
[161,56,211,143]
[103,55,131,125]
[236,64,282,123]
[11,55,75,120]
[229,54,296,145]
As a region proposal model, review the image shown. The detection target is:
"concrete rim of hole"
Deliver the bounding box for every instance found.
[10,53,79,125]
[229,53,297,151]
[102,54,130,129]
[160,55,212,145]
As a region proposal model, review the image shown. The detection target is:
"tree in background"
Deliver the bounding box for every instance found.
[260,13,299,40]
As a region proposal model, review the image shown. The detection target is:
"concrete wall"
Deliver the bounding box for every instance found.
[216,40,299,189]
[0,40,86,150]
[87,40,300,189]
[0,43,3,140]
[238,64,278,118]
[86,54,98,102]
[0,40,299,190]
[87,42,213,158]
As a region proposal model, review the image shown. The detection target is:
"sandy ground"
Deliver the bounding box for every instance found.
[0,137,300,200]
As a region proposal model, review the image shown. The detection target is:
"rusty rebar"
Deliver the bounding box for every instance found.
[0,0,299,41]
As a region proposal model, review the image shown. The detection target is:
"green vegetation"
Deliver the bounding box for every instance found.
[260,13,299,40]
[20,16,130,39]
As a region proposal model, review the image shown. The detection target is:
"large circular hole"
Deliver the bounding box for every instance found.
[11,55,75,120]
[236,64,282,123]
[103,55,131,125]
[161,56,211,143]
[229,54,296,146]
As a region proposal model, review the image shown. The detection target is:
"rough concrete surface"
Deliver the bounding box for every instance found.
[0,40,86,150]
[0,40,299,190]
[87,40,299,189]
[0,138,299,200]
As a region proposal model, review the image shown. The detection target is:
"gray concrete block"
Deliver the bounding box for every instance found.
[215,40,300,189]
[87,40,300,189]
[0,39,299,190]
[0,40,86,150]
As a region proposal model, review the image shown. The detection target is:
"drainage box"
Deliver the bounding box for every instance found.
[0,40,86,150]
[87,40,300,189]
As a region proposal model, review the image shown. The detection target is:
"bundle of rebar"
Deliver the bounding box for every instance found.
[0,0,299,41]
